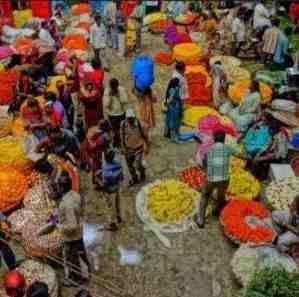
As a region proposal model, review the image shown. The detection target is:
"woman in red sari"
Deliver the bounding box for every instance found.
[79,81,103,129]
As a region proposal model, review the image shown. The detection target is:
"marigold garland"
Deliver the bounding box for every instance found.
[220,200,276,244]
[0,165,29,212]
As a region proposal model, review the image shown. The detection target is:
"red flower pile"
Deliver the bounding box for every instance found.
[177,166,206,189]
[220,200,276,244]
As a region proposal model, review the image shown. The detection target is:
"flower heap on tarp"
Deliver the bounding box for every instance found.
[220,200,276,245]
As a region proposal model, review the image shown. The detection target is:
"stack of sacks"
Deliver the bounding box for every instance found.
[13,9,33,28]
[0,70,19,105]
[1,25,35,44]
[164,25,192,47]
[184,65,212,105]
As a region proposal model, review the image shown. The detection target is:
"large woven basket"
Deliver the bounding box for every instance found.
[267,109,299,127]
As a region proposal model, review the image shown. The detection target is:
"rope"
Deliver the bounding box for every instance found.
[1,231,131,297]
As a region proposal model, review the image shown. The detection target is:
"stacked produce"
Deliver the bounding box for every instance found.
[265,177,299,210]
[18,260,58,297]
[183,106,219,127]
[220,200,276,244]
[227,167,260,200]
[154,52,174,65]
[147,179,199,223]
[0,165,29,212]
[177,167,206,189]
[173,43,202,65]
[0,136,32,170]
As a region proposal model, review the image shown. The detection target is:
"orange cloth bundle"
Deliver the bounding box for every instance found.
[14,37,33,55]
[154,52,173,65]
[62,34,88,51]
[0,165,29,212]
[71,4,91,16]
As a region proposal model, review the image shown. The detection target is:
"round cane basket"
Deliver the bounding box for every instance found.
[19,260,58,297]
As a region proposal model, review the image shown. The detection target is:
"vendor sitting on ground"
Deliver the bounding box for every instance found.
[228,81,262,134]
[251,115,289,180]
[272,194,299,253]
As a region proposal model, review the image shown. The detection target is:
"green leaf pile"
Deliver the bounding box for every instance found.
[244,266,299,297]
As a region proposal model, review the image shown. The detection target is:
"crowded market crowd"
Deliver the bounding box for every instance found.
[1,0,299,296]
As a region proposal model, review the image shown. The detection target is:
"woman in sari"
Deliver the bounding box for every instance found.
[80,120,112,184]
[229,81,262,134]
[164,78,183,142]
[79,82,103,129]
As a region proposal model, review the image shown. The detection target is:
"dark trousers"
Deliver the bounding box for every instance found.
[232,41,245,57]
[125,147,145,181]
[64,239,91,281]
[0,239,16,271]
[108,114,125,148]
[199,180,229,222]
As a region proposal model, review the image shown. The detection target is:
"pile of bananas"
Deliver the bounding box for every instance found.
[148,179,197,223]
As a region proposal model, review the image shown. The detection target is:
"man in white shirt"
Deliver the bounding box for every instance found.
[90,15,109,71]
[232,12,246,57]
[253,1,271,30]
[39,21,55,47]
